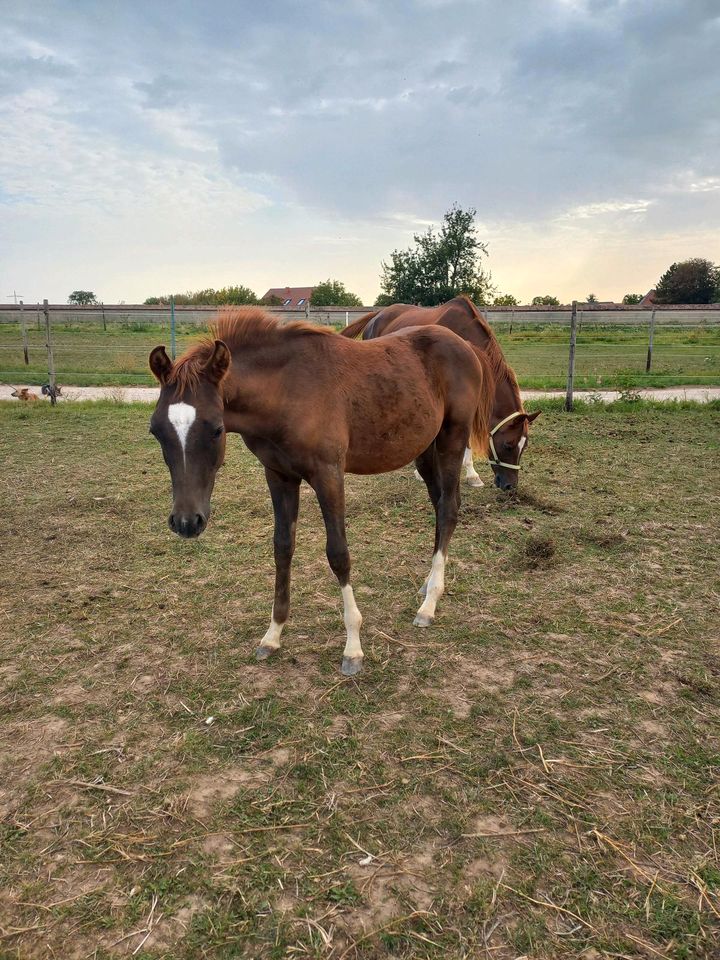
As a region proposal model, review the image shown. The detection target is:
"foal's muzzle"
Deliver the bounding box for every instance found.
[169,512,207,538]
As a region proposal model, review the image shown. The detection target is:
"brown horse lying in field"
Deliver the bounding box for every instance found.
[342,296,539,490]
[149,308,491,675]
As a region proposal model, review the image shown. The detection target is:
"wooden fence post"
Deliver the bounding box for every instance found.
[170,296,177,360]
[565,300,578,412]
[101,301,107,332]
[19,299,29,365]
[646,308,656,373]
[43,299,57,404]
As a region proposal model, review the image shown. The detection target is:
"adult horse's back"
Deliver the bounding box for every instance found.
[149,309,491,676]
[342,296,539,489]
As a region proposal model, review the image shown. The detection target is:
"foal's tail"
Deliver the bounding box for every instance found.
[468,345,493,456]
[339,309,379,339]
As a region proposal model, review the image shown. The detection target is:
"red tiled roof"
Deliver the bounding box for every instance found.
[261,286,314,308]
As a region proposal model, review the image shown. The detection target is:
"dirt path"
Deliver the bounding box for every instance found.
[2,384,719,403]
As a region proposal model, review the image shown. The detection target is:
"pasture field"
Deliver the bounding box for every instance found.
[1,400,719,959]
[1,320,719,390]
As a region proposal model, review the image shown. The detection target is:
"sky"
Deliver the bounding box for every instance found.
[1,0,719,306]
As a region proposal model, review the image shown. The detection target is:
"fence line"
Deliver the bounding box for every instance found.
[2,302,720,329]
[1,301,718,395]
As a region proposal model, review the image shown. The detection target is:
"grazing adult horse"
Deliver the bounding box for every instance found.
[342,296,539,490]
[149,309,491,676]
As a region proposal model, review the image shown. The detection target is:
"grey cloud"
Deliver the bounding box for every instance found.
[0,54,76,97]
[134,75,189,109]
[1,0,718,231]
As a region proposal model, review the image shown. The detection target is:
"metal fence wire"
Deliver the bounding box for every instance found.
[1,301,718,401]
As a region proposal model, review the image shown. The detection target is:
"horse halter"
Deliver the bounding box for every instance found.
[488,411,526,471]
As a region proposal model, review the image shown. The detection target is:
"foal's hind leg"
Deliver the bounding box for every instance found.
[312,467,364,676]
[414,429,464,627]
[414,444,441,599]
[256,468,300,660]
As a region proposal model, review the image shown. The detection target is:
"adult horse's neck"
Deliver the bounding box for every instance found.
[447,297,524,421]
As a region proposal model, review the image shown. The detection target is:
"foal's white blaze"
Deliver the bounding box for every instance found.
[341,584,363,660]
[415,550,446,623]
[260,611,284,651]
[518,435,527,454]
[167,402,196,464]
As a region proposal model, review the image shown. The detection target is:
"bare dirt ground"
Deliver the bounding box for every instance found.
[0,400,718,958]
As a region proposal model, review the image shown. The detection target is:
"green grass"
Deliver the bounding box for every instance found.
[1,320,719,389]
[498,322,720,389]
[0,400,718,958]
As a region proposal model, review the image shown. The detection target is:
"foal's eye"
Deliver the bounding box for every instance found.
[214,425,224,438]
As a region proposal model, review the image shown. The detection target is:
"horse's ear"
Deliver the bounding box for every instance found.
[203,340,231,385]
[525,410,541,423]
[149,346,173,384]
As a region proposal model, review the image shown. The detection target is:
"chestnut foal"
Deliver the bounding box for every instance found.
[149,309,491,676]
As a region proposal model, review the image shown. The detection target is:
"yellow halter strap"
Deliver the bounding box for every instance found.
[488,411,525,471]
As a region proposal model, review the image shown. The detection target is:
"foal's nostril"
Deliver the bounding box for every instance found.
[169,513,176,531]
[195,513,205,531]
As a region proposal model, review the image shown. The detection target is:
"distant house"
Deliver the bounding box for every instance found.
[639,289,657,306]
[261,286,314,309]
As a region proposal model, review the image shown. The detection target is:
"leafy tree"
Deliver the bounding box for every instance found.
[622,293,643,305]
[654,258,719,304]
[379,204,495,306]
[143,286,258,306]
[586,293,598,303]
[493,293,518,306]
[213,285,258,305]
[532,295,561,306]
[310,280,362,307]
[68,290,97,305]
[374,293,397,307]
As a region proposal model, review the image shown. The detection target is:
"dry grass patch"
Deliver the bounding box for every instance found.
[0,400,718,958]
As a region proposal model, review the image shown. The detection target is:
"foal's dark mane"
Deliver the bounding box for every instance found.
[454,296,523,410]
[168,307,331,395]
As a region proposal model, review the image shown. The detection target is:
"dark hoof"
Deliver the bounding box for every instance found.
[413,613,433,628]
[341,656,363,677]
[255,645,279,661]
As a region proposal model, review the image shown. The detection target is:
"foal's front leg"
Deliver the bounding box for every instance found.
[312,467,364,676]
[256,468,300,661]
